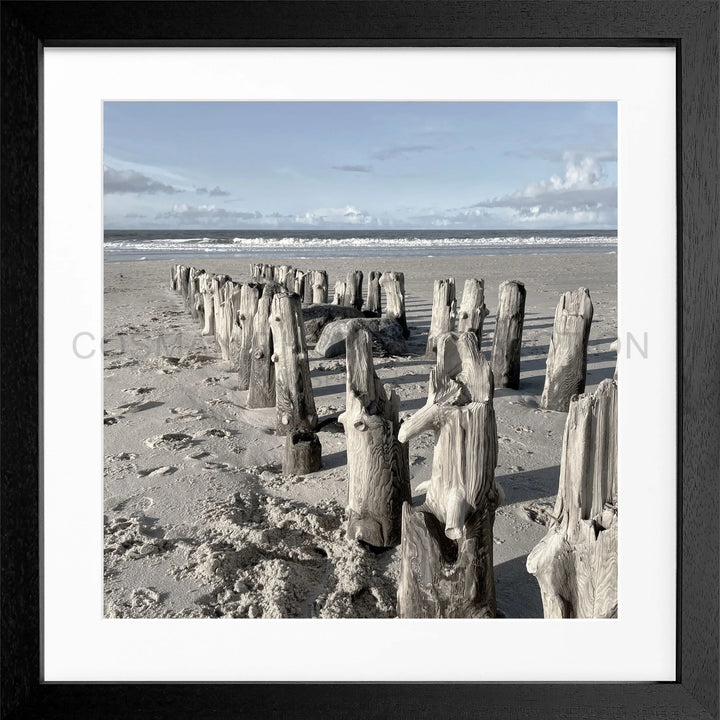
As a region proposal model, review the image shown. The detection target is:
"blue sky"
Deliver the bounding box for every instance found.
[103,102,617,231]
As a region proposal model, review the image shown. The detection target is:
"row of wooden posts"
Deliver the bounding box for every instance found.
[426,277,595,413]
[170,263,616,619]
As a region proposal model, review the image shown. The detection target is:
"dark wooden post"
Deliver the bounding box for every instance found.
[540,287,594,411]
[379,271,409,338]
[397,331,500,618]
[338,322,410,547]
[490,280,526,389]
[426,278,456,357]
[527,378,618,618]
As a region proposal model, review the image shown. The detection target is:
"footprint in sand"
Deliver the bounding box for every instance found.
[169,407,207,421]
[106,452,138,462]
[136,466,177,478]
[118,400,164,413]
[195,428,234,439]
[202,376,229,385]
[122,387,154,396]
[144,433,194,451]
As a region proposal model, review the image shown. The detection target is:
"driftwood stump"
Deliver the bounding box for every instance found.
[490,280,526,389]
[283,429,322,475]
[345,270,364,311]
[364,271,381,315]
[379,271,409,338]
[247,282,278,409]
[426,278,456,357]
[457,278,488,346]
[311,270,328,304]
[236,283,261,391]
[527,378,618,618]
[338,323,411,548]
[302,271,314,305]
[541,287,594,411]
[269,291,318,436]
[397,331,501,618]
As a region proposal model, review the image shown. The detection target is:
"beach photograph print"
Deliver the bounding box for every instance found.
[103,101,618,619]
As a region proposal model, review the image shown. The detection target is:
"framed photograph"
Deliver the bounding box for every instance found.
[2,2,718,718]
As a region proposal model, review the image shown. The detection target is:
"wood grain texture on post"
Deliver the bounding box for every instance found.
[345,270,364,311]
[490,280,526,389]
[379,271,409,338]
[364,270,381,315]
[269,291,318,436]
[236,282,261,391]
[309,270,328,305]
[338,322,410,548]
[527,378,618,618]
[247,282,278,409]
[332,281,346,306]
[457,278,488,346]
[199,272,216,336]
[397,331,501,617]
[217,281,241,363]
[426,277,456,357]
[540,287,594,412]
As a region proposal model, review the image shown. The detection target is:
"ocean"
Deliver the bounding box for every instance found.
[104,229,617,262]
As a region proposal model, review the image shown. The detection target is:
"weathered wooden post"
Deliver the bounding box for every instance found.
[200,272,216,336]
[211,274,232,335]
[397,331,501,618]
[426,278,456,357]
[217,281,241,363]
[338,322,411,547]
[302,271,314,305]
[292,269,306,300]
[540,287,594,411]
[363,271,381,315]
[527,378,618,618]
[178,265,190,301]
[345,270,364,311]
[311,270,329,304]
[490,280,526,389]
[251,263,275,283]
[332,281,346,306]
[247,282,279,409]
[171,265,178,291]
[186,267,204,320]
[269,291,321,473]
[236,282,261,390]
[457,278,488,346]
[379,271,409,338]
[273,264,294,292]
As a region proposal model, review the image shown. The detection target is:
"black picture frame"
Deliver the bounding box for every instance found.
[1,2,718,718]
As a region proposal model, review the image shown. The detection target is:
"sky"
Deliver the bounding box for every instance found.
[103,101,617,231]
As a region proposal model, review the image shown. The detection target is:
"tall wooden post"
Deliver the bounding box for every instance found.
[527,378,618,618]
[540,287,594,411]
[187,267,204,321]
[302,271,314,305]
[269,291,318,436]
[490,280,526,389]
[397,331,500,618]
[364,271,381,315]
[237,282,261,390]
[311,270,329,304]
[178,265,190,301]
[217,281,241,363]
[379,271,409,338]
[200,272,216,336]
[426,278,456,357]
[251,263,275,283]
[345,270,364,311]
[332,281,346,306]
[247,282,278,409]
[457,278,488,346]
[338,322,410,547]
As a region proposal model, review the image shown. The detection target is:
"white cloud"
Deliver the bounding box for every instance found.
[295,205,379,226]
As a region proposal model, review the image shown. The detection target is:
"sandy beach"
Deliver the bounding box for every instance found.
[103,251,617,619]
